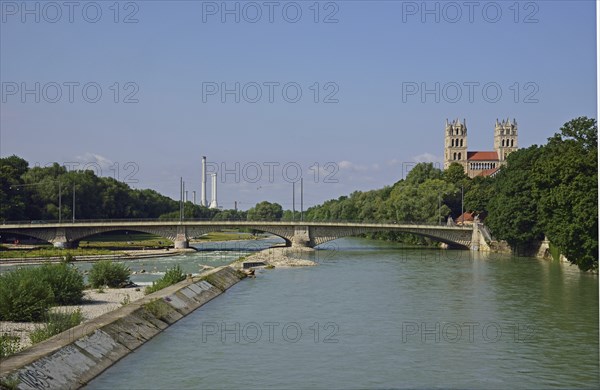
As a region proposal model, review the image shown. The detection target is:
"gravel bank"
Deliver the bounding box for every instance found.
[0,287,145,351]
[231,246,318,269]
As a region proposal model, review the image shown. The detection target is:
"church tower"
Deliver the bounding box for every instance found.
[444,118,468,170]
[494,118,518,161]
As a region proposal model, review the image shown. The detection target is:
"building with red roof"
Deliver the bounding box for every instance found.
[443,118,518,178]
[454,211,475,226]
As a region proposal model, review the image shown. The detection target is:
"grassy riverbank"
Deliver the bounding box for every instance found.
[0,247,119,259]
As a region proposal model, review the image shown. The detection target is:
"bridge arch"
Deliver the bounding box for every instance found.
[309,226,470,249]
[0,229,59,245]
[0,222,475,250]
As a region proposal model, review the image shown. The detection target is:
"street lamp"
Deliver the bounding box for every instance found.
[292,181,295,221]
[438,193,441,225]
[179,177,184,221]
[461,185,464,225]
[72,185,76,222]
[300,178,304,221]
[58,181,62,223]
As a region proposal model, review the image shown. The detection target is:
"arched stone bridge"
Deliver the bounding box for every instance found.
[0,221,490,250]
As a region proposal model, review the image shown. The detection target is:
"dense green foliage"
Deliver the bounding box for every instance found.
[0,268,55,321]
[0,335,21,359]
[145,264,187,294]
[0,264,85,321]
[486,145,545,246]
[29,309,84,344]
[487,117,598,271]
[301,117,598,270]
[38,263,85,304]
[88,260,131,288]
[247,201,283,221]
[0,158,171,220]
[0,156,246,222]
[300,162,464,246]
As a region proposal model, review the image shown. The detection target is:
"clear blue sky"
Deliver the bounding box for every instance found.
[1,0,596,210]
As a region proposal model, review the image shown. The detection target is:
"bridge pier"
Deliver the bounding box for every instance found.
[470,223,491,251]
[174,227,189,249]
[50,228,78,249]
[291,226,313,248]
[174,239,189,249]
[53,241,79,249]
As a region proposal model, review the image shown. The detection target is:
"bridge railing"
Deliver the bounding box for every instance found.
[1,218,474,230]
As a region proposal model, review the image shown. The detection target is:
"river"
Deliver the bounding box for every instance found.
[87,237,598,389]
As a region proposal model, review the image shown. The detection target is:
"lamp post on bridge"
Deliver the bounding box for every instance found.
[438,193,441,226]
[300,177,304,222]
[461,186,464,226]
[58,181,61,223]
[72,185,76,222]
[179,177,183,221]
[292,181,295,221]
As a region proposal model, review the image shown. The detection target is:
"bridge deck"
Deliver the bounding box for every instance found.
[0,221,471,231]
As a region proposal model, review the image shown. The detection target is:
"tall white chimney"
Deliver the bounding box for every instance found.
[209,173,218,209]
[201,156,207,207]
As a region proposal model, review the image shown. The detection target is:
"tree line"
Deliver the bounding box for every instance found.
[301,117,597,271]
[1,117,596,270]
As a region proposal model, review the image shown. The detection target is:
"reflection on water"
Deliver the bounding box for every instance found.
[86,237,599,389]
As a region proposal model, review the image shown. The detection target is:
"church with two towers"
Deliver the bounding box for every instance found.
[443,118,518,178]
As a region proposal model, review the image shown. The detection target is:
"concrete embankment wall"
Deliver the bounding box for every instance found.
[0,266,244,390]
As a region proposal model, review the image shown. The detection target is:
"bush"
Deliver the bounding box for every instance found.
[145,264,186,294]
[0,268,54,321]
[39,263,85,305]
[29,309,84,344]
[88,260,131,288]
[144,299,172,319]
[0,334,21,359]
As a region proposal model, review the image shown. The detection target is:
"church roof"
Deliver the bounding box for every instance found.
[467,151,499,161]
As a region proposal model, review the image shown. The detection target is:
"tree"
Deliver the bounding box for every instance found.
[246,201,283,221]
[464,176,494,214]
[443,162,469,184]
[0,156,185,221]
[212,209,245,221]
[534,117,598,271]
[486,145,545,248]
[0,156,29,220]
[386,178,455,224]
[405,163,443,185]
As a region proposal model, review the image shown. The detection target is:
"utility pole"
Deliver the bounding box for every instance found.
[300,178,304,221]
[292,181,295,221]
[438,193,441,225]
[179,177,183,221]
[58,181,62,223]
[183,181,186,220]
[193,191,196,205]
[72,186,75,222]
[461,185,464,225]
